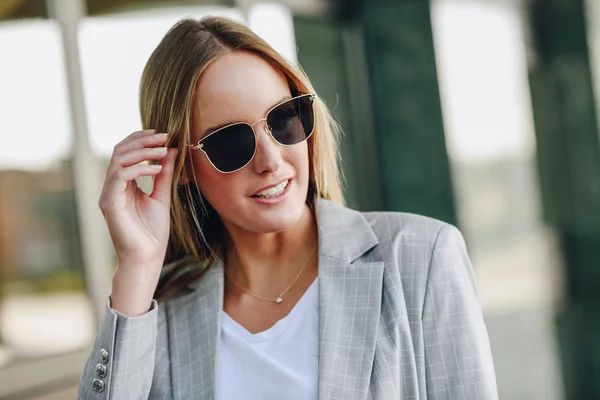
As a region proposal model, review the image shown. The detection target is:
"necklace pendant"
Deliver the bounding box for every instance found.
[275,296,283,304]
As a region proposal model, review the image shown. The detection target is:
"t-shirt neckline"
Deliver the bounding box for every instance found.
[221,277,318,343]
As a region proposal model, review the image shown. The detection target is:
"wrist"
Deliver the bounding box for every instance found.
[114,260,162,283]
[111,267,161,317]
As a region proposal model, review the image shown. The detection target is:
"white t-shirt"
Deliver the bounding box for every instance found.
[217,278,319,400]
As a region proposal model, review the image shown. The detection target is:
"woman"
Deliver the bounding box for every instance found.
[78,16,497,400]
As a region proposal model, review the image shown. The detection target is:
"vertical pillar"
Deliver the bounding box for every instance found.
[47,0,113,324]
[294,15,382,211]
[526,0,600,398]
[295,0,455,222]
[359,0,456,223]
[234,0,251,21]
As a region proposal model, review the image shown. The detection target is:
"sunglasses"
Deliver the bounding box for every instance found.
[187,93,316,173]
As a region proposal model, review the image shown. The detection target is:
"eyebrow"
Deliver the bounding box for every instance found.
[199,95,292,139]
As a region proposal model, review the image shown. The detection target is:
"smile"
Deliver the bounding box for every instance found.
[253,180,289,198]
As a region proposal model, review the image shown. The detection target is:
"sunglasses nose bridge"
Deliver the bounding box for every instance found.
[250,117,272,135]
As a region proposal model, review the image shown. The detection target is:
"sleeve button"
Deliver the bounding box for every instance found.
[99,348,109,364]
[95,363,107,378]
[92,378,105,393]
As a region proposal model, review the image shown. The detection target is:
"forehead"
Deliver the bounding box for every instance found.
[193,51,291,131]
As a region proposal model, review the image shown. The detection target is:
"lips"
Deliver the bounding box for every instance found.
[251,178,292,197]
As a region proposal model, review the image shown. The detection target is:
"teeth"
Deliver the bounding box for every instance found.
[256,180,288,198]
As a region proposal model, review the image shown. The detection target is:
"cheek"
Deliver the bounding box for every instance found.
[191,152,248,211]
[196,158,221,186]
[191,152,226,192]
[290,143,310,177]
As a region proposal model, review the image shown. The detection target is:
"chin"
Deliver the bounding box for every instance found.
[248,206,304,234]
[262,218,300,234]
[244,190,308,233]
[217,179,311,235]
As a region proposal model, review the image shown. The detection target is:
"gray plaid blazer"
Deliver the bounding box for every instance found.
[78,199,498,399]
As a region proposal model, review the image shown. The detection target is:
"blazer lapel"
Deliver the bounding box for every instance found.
[167,260,224,400]
[316,199,384,400]
[165,199,383,400]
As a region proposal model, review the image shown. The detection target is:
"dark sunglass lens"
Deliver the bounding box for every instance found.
[267,95,314,145]
[200,124,256,172]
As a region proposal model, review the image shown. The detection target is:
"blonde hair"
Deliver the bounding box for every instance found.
[139,16,344,302]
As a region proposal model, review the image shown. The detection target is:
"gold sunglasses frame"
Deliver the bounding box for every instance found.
[186,93,316,174]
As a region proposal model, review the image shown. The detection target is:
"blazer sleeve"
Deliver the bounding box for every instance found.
[422,224,498,400]
[77,297,159,400]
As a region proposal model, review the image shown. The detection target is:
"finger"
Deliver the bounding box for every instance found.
[99,164,162,213]
[116,129,156,148]
[112,147,169,169]
[114,133,169,156]
[151,148,177,205]
[112,164,163,187]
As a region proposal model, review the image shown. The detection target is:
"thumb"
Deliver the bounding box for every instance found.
[151,148,177,206]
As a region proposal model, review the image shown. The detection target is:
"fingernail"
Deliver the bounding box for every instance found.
[153,147,168,153]
[150,164,163,170]
[155,133,169,137]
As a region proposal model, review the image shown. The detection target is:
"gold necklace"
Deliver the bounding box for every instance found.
[224,246,318,304]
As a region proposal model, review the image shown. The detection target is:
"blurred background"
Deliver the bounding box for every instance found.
[1,0,599,398]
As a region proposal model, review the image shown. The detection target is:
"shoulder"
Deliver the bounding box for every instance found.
[316,198,462,265]
[360,210,464,269]
[361,210,470,280]
[361,210,450,249]
[356,208,473,303]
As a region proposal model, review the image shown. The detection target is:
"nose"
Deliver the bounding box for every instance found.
[251,120,282,175]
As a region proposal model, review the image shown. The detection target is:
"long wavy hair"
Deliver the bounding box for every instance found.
[138,16,344,303]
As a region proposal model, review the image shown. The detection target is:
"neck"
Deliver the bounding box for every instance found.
[223,204,318,293]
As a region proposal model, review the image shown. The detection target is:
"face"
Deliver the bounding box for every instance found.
[189,51,311,235]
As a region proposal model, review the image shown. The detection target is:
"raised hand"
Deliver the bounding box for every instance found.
[98,129,178,316]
